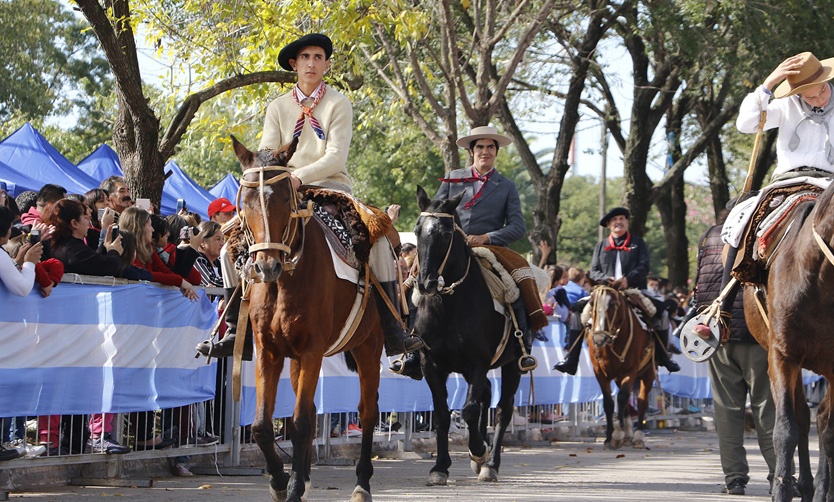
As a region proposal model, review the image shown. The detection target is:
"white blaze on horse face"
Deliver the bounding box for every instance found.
[595,293,610,333]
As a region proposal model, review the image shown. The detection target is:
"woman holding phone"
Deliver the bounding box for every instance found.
[45,199,123,277]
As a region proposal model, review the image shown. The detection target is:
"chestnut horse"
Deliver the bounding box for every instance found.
[232,137,383,502]
[412,186,523,485]
[586,286,656,449]
[741,184,834,502]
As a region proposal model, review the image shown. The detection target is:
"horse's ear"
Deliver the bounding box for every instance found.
[273,137,299,167]
[231,135,254,169]
[416,185,431,212]
[449,190,466,209]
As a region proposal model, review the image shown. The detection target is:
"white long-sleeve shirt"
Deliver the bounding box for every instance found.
[736,85,834,176]
[0,250,35,296]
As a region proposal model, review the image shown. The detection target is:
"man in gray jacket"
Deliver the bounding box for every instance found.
[393,126,536,378]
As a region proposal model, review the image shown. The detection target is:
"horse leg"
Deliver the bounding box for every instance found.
[770,353,803,502]
[462,372,491,480]
[613,379,632,449]
[424,361,452,486]
[253,353,289,502]
[481,364,522,482]
[596,375,615,449]
[348,345,381,502]
[632,373,652,449]
[793,379,814,502]
[285,356,323,502]
[815,391,832,502]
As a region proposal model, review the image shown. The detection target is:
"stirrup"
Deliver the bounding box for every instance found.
[680,309,729,363]
[390,354,406,375]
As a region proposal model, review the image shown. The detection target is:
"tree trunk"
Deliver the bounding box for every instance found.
[655,176,688,288]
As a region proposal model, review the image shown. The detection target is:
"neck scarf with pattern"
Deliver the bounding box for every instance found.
[439,167,494,209]
[605,232,631,252]
[293,84,327,140]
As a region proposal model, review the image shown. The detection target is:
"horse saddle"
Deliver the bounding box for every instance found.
[733,184,821,284]
[303,188,392,268]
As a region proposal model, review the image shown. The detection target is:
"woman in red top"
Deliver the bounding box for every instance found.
[119,207,198,301]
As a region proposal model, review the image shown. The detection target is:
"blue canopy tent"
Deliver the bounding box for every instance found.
[0,159,42,197]
[163,160,214,220]
[77,144,123,180]
[209,173,240,203]
[0,123,98,195]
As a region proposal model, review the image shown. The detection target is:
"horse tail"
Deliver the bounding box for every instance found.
[343,351,359,373]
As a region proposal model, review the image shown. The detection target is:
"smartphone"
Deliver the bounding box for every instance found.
[136,198,151,211]
[97,208,106,221]
[176,198,186,213]
[0,182,6,192]
[111,225,119,242]
[28,229,40,245]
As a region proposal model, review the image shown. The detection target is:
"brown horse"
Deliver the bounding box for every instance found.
[585,286,656,449]
[231,137,383,502]
[741,185,834,502]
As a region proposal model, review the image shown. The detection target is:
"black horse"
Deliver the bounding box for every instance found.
[412,186,523,485]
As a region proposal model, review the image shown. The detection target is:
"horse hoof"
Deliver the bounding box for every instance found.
[428,471,448,486]
[270,488,287,502]
[470,459,483,475]
[478,467,498,482]
[350,485,372,502]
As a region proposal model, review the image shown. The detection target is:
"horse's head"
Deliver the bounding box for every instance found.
[414,185,467,295]
[232,135,307,283]
[588,286,625,348]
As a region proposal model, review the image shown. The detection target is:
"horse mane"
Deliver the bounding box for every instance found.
[813,178,834,230]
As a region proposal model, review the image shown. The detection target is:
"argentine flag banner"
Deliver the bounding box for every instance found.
[0,281,217,416]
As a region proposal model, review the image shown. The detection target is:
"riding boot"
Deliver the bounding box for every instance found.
[389,351,423,380]
[196,287,253,360]
[653,328,680,373]
[554,328,583,375]
[692,245,739,342]
[377,281,424,356]
[512,301,537,373]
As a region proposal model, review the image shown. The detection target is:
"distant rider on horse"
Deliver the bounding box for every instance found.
[554,206,680,374]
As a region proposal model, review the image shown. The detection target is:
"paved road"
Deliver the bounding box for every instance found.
[10,429,798,501]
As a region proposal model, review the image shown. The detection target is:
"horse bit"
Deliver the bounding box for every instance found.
[418,211,472,295]
[237,162,313,276]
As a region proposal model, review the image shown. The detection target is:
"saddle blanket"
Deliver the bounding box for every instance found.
[721,175,832,247]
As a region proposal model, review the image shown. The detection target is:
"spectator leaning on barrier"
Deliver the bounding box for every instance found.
[0,205,51,460]
[152,214,203,285]
[120,207,199,301]
[45,199,123,278]
[193,221,224,288]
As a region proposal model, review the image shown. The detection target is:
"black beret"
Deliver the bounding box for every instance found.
[599,206,630,227]
[277,34,333,72]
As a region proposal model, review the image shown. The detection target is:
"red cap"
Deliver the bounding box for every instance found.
[208,198,236,219]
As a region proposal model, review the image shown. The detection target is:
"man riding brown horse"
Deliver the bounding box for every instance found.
[554,206,680,375]
[196,33,423,361]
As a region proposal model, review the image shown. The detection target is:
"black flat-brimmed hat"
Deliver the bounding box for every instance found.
[277,33,333,71]
[599,207,630,227]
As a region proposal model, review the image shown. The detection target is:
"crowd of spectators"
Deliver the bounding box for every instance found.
[0,179,236,473]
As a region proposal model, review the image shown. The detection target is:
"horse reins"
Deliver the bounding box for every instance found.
[237,166,313,274]
[418,211,472,294]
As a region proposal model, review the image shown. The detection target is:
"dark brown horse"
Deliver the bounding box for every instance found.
[741,184,834,502]
[585,286,656,449]
[412,186,523,485]
[232,137,383,502]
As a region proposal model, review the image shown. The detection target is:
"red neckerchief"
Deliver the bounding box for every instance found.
[605,232,631,251]
[439,167,494,209]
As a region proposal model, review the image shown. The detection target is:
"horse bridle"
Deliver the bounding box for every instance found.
[589,285,634,362]
[417,211,472,295]
[237,164,313,274]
